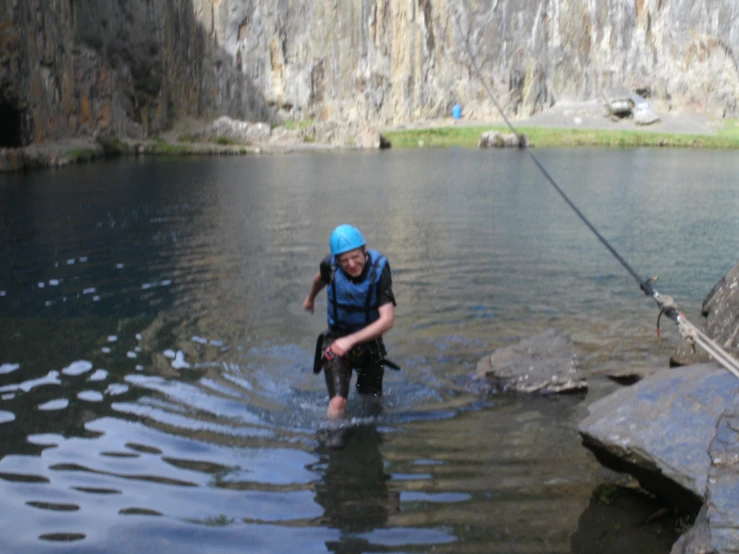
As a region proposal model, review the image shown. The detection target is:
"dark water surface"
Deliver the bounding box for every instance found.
[1,149,737,553]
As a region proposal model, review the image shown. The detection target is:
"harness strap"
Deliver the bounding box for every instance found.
[364,254,385,324]
[330,263,338,326]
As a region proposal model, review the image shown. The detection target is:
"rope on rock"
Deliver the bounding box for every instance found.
[451,9,739,379]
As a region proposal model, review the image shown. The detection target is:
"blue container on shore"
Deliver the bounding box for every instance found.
[452,103,462,120]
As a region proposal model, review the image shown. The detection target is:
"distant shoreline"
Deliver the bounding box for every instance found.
[2,105,737,173]
[0,135,339,174]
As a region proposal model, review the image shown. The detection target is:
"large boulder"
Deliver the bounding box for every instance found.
[705,395,739,553]
[671,261,739,366]
[478,131,527,148]
[476,329,586,393]
[703,261,739,355]
[579,363,739,511]
[670,395,739,554]
[634,104,661,125]
[602,85,634,117]
[356,125,391,149]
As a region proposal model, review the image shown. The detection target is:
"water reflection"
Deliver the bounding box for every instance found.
[314,424,399,542]
[571,485,683,554]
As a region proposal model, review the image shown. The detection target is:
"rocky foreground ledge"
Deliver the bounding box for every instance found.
[0,116,391,173]
[579,364,739,554]
[476,260,739,552]
[579,260,739,554]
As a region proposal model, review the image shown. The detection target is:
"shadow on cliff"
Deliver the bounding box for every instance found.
[80,0,279,136]
[1,0,276,146]
[157,0,278,131]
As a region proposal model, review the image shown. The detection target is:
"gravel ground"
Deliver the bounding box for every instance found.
[388,99,721,135]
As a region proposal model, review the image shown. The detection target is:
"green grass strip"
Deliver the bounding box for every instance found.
[384,122,739,149]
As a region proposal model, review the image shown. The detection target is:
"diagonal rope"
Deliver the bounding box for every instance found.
[451,8,739,377]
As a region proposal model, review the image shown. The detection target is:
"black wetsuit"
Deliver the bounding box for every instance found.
[319,253,396,399]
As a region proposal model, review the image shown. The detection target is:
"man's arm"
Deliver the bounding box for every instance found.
[303,271,327,313]
[329,303,394,356]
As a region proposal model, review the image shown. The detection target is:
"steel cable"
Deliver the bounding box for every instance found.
[452,9,739,377]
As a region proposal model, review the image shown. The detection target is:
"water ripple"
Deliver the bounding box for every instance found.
[1,151,728,552]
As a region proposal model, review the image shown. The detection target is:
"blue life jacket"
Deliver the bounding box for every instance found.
[327,249,388,332]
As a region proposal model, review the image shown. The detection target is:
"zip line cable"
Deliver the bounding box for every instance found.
[451,10,739,378]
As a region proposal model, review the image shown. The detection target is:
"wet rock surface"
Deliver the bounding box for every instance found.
[579,363,739,509]
[703,262,739,356]
[671,260,739,367]
[671,334,711,367]
[705,395,739,553]
[476,329,586,394]
[583,259,739,552]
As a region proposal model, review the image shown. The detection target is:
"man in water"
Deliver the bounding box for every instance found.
[303,224,396,419]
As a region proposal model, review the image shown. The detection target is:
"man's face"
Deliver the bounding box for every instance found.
[337,247,366,278]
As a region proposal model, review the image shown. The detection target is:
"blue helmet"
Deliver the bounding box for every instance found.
[329,224,365,256]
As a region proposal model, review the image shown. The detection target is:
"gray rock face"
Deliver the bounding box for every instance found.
[703,261,739,356]
[476,329,586,394]
[706,395,739,553]
[671,260,739,366]
[668,396,739,554]
[0,0,271,144]
[671,334,712,367]
[579,363,739,510]
[3,0,739,144]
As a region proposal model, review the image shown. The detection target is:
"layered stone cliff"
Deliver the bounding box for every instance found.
[1,0,738,147]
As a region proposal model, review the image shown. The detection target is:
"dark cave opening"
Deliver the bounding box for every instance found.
[0,102,23,148]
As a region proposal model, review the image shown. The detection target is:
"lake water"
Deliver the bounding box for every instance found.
[0,148,737,553]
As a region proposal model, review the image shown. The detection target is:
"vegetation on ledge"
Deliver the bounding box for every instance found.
[384,121,739,149]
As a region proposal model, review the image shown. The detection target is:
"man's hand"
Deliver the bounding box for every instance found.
[303,297,315,313]
[330,336,354,357]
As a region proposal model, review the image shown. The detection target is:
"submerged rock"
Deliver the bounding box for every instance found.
[475,329,586,394]
[579,363,739,511]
